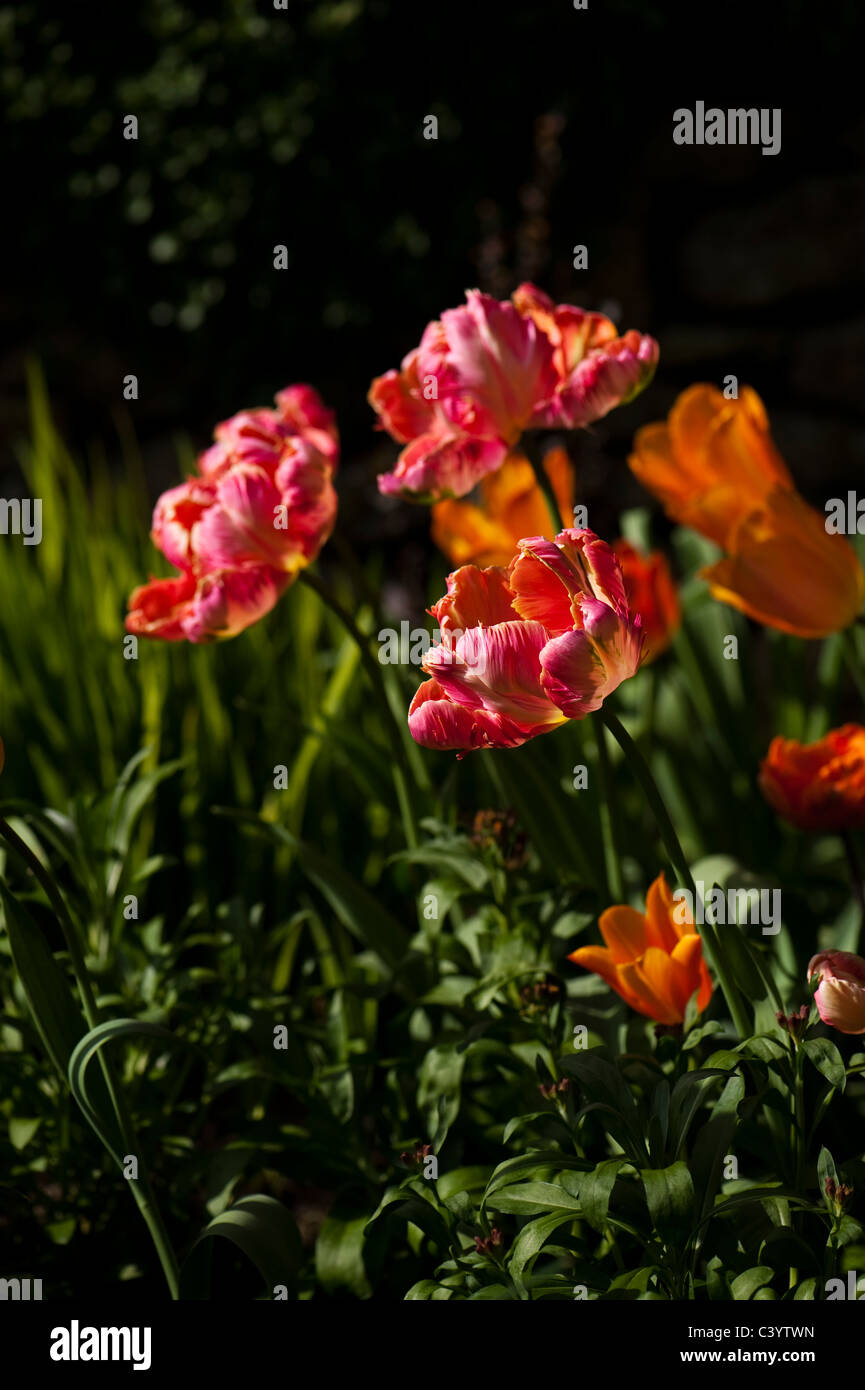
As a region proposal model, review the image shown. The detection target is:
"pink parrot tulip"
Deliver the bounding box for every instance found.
[372,284,657,501]
[126,385,338,643]
[408,527,645,754]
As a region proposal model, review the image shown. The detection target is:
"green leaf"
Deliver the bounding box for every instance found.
[315,1208,373,1297]
[682,1019,722,1051]
[502,1111,567,1145]
[46,1217,77,1245]
[817,1144,839,1202]
[417,1043,466,1151]
[690,1070,745,1219]
[668,1069,727,1159]
[803,1038,846,1093]
[702,1049,742,1071]
[716,918,767,1002]
[181,1195,303,1299]
[486,1181,582,1215]
[8,1116,41,1150]
[561,1051,646,1161]
[641,1162,695,1244]
[0,882,85,1084]
[580,1159,632,1233]
[436,1166,490,1200]
[648,1080,670,1163]
[406,1279,453,1300]
[391,842,489,891]
[730,1266,774,1300]
[483,1151,591,1206]
[68,1018,187,1166]
[508,1211,582,1299]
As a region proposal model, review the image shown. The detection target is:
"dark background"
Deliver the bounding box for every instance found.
[4,0,864,572]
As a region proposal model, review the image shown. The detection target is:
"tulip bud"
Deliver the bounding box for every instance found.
[808,950,865,1035]
[775,1003,810,1043]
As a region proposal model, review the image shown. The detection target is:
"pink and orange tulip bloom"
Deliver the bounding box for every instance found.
[372,284,657,502]
[126,386,338,643]
[569,873,713,1025]
[759,724,865,832]
[808,950,865,1035]
[629,384,864,638]
[408,527,644,754]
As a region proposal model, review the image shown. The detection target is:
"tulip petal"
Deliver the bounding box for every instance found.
[408,677,556,753]
[644,874,682,952]
[431,563,517,635]
[424,621,565,730]
[703,489,864,638]
[126,572,199,641]
[670,933,712,1014]
[568,945,648,1015]
[813,977,865,1034]
[432,290,556,439]
[617,947,683,1025]
[598,905,649,963]
[508,543,577,635]
[377,430,508,502]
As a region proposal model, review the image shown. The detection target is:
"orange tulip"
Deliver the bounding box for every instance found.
[612,539,680,662]
[628,384,864,638]
[431,447,573,568]
[759,724,865,832]
[569,873,712,1025]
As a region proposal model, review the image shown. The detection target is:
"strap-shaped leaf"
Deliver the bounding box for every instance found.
[181,1194,303,1299]
[0,881,86,1083]
[641,1161,695,1244]
[67,1018,186,1167]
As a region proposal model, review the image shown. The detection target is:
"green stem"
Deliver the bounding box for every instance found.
[640,665,658,756]
[593,719,624,901]
[599,711,752,1041]
[793,1042,806,1194]
[842,627,865,704]
[524,434,567,533]
[842,830,865,942]
[297,568,419,850]
[0,816,180,1298]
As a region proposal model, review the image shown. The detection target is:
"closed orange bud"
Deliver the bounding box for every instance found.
[568,873,712,1025]
[612,539,680,662]
[759,724,865,832]
[431,447,573,568]
[629,384,864,638]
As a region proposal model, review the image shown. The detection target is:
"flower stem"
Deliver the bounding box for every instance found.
[842,626,865,704]
[593,718,625,901]
[842,829,865,941]
[600,710,752,1040]
[297,568,419,849]
[524,433,567,533]
[793,1041,806,1194]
